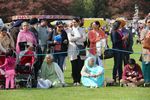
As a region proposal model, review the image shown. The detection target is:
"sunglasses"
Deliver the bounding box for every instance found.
[58,26,63,28]
[148,21,150,23]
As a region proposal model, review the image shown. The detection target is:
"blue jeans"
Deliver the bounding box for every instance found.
[53,54,66,72]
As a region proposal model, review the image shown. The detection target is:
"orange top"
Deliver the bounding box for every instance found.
[88,29,106,55]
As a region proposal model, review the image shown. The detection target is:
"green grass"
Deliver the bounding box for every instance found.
[0,37,150,100]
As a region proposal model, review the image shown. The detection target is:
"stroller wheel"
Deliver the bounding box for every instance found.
[26,75,32,88]
[0,84,4,89]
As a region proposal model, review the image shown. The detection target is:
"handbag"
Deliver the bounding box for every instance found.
[100,45,114,59]
[76,44,86,56]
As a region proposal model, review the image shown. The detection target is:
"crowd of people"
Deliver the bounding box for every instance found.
[0,13,150,89]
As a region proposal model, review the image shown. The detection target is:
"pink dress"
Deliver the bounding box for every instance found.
[0,57,16,88]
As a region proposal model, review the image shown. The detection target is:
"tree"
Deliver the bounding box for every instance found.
[69,0,85,17]
[93,0,107,17]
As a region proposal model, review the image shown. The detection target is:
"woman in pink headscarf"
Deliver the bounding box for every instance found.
[16,22,37,54]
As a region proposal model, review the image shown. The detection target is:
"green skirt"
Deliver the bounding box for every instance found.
[142,62,150,83]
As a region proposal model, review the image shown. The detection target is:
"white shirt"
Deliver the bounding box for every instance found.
[66,26,86,60]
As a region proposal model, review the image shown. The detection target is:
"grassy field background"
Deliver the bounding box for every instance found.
[0,37,150,100]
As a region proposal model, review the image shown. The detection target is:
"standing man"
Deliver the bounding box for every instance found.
[36,19,49,55]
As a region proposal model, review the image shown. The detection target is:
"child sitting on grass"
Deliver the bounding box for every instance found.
[120,58,144,87]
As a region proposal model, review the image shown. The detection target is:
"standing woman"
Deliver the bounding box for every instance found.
[16,22,37,54]
[67,18,86,86]
[48,21,69,72]
[140,16,150,85]
[111,21,123,83]
[88,21,107,66]
[0,27,14,65]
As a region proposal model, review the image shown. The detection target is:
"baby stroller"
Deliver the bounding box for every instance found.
[15,42,36,88]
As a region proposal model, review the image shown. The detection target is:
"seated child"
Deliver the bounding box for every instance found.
[19,42,36,66]
[120,58,144,87]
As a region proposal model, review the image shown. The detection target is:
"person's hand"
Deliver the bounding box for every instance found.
[96,36,101,41]
[90,74,97,78]
[54,40,57,44]
[122,36,126,41]
[127,77,132,80]
[122,34,128,41]
[63,39,68,44]
[131,77,137,82]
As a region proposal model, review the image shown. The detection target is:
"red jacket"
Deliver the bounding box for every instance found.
[20,50,35,66]
[88,29,105,55]
[122,64,143,81]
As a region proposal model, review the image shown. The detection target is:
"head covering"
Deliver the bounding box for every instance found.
[84,56,96,68]
[29,18,38,25]
[119,20,126,28]
[116,17,126,28]
[13,19,23,27]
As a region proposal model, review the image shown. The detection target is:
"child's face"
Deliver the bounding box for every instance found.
[129,64,135,69]
[28,46,34,51]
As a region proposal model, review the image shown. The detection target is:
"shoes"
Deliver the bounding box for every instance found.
[120,83,128,87]
[127,83,137,87]
[62,83,68,87]
[90,86,94,88]
[145,62,149,65]
[90,85,98,88]
[73,82,80,86]
[73,83,77,86]
[144,83,150,87]
[76,82,80,86]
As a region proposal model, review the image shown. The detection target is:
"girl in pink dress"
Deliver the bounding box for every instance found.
[0,49,16,89]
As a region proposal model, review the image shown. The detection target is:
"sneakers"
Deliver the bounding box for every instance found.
[127,83,137,87]
[144,83,150,87]
[120,83,128,87]
[73,83,77,86]
[76,82,80,86]
[90,85,98,88]
[62,83,68,87]
[73,82,80,86]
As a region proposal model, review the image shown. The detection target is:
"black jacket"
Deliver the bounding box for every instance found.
[111,30,123,50]
[48,29,69,56]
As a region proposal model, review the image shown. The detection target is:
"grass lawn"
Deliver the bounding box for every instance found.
[0,37,150,100]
